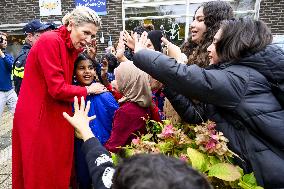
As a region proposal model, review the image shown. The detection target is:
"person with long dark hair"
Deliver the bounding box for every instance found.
[132,18,284,188]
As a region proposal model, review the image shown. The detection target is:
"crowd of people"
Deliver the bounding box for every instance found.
[0,1,283,188]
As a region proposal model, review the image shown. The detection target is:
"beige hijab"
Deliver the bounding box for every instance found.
[115,61,152,108]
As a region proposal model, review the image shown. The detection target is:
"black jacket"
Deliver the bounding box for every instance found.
[82,137,114,189]
[133,46,284,188]
[13,43,31,95]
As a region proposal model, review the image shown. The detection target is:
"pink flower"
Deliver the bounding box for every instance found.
[205,139,216,151]
[207,122,216,130]
[211,134,218,140]
[179,154,188,162]
[161,125,174,138]
[132,138,141,145]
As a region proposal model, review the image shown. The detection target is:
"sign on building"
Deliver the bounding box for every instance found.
[75,0,107,15]
[39,0,62,16]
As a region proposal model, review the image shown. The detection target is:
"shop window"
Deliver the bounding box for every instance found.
[123,0,260,46]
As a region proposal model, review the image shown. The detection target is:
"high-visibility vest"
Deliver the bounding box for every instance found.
[13,62,25,78]
[12,44,30,80]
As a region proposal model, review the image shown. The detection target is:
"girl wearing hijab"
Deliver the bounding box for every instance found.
[104,61,152,153]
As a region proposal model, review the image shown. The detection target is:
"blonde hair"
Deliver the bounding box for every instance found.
[62,6,101,28]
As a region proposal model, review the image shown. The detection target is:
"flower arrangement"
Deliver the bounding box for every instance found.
[112,119,263,189]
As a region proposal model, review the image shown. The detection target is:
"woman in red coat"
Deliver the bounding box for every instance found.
[12,7,106,189]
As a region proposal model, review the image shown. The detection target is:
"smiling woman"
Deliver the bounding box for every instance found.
[12,6,105,189]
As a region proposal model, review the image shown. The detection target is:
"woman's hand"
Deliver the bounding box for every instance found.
[63,96,96,141]
[115,31,129,62]
[101,58,110,86]
[123,30,135,50]
[134,31,148,53]
[161,37,182,61]
[88,83,108,95]
[85,39,97,59]
[101,58,109,78]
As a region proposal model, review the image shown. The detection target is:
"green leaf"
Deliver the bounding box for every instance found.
[242,173,257,186]
[162,120,171,125]
[124,148,134,158]
[141,134,153,141]
[237,172,264,189]
[209,156,221,166]
[111,153,120,166]
[208,163,241,181]
[187,147,208,172]
[157,141,174,153]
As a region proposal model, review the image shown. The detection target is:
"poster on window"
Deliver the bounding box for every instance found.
[39,0,62,16]
[75,0,107,15]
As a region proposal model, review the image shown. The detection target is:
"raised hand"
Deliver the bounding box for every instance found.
[161,37,182,60]
[63,96,96,141]
[84,39,97,60]
[123,30,135,50]
[115,31,127,62]
[134,31,148,53]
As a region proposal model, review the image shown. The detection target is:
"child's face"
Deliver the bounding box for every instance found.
[75,60,96,86]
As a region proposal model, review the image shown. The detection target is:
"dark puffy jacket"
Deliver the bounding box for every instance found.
[133,46,284,188]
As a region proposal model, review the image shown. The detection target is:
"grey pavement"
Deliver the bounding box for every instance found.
[0,108,13,189]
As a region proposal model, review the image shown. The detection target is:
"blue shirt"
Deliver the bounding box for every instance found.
[0,52,14,91]
[87,92,119,144]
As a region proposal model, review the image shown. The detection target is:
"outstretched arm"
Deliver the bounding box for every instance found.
[63,97,115,189]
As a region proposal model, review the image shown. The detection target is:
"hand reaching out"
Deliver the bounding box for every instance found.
[85,39,97,60]
[63,96,96,141]
[115,31,126,60]
[101,58,109,78]
[134,31,148,53]
[161,37,182,61]
[123,30,135,50]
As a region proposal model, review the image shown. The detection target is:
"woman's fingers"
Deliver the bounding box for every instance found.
[161,37,170,45]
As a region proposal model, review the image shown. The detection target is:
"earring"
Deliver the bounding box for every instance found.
[73,75,77,84]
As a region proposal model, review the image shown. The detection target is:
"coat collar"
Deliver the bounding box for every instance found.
[57,25,82,54]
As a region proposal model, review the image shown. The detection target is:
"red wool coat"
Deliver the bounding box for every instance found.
[12,26,87,189]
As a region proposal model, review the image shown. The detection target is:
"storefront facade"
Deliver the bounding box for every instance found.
[0,0,283,57]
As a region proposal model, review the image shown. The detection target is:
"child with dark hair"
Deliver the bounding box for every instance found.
[102,52,119,82]
[63,97,213,189]
[73,54,119,189]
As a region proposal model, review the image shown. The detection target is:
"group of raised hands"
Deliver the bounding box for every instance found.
[68,30,188,134]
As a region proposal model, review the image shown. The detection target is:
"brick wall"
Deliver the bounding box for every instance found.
[259,0,284,35]
[0,0,75,24]
[0,0,123,56]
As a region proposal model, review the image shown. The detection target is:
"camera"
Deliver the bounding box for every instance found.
[0,36,3,44]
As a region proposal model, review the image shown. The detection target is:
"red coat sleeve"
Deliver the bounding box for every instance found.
[36,34,87,102]
[106,83,123,101]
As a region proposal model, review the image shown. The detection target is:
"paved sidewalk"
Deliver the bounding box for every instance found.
[0,108,13,189]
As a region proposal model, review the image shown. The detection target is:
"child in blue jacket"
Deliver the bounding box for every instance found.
[73,53,119,189]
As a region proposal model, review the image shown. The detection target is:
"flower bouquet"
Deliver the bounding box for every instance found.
[112,119,263,189]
